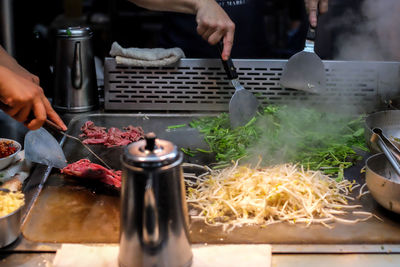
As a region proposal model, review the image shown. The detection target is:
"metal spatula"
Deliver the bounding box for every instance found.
[218,42,259,128]
[25,127,68,169]
[280,25,326,94]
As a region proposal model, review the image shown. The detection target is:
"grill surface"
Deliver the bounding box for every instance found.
[104,58,400,113]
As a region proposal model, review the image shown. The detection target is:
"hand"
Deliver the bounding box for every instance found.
[0,66,67,131]
[13,67,40,86]
[304,0,329,27]
[195,0,235,60]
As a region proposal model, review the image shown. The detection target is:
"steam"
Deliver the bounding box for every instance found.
[334,0,400,61]
[244,104,359,167]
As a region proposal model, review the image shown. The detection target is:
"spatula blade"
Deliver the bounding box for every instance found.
[280,51,326,94]
[229,89,259,128]
[24,128,67,169]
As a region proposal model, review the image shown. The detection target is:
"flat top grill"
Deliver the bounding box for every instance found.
[21,113,400,246]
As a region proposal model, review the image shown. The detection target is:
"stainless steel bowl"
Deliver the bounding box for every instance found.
[0,203,23,248]
[364,110,400,154]
[366,153,400,214]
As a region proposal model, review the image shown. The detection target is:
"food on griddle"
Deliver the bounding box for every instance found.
[61,159,121,188]
[0,190,24,217]
[189,105,367,178]
[185,161,378,231]
[0,140,17,158]
[80,121,144,147]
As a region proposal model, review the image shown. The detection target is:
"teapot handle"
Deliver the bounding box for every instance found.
[142,174,160,246]
[71,41,82,89]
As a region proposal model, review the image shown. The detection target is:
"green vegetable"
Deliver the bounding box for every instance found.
[167,124,187,129]
[181,147,196,157]
[189,105,368,178]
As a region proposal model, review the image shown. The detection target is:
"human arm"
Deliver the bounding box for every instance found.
[0,46,40,85]
[128,0,235,60]
[304,0,329,27]
[0,66,67,131]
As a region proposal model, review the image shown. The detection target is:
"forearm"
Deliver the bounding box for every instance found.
[0,45,39,84]
[0,46,21,72]
[128,0,202,14]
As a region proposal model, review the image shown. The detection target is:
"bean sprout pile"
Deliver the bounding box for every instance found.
[184,161,378,231]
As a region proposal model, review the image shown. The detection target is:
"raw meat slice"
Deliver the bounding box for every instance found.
[80,121,144,147]
[61,159,121,188]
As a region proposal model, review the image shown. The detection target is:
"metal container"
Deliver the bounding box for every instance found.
[364,110,400,154]
[0,205,22,248]
[54,26,98,112]
[366,153,400,214]
[119,133,192,267]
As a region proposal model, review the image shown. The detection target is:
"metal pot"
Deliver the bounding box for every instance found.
[53,26,98,112]
[366,153,400,214]
[0,204,22,248]
[119,133,192,267]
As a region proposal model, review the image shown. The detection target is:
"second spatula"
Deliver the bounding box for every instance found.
[280,24,326,94]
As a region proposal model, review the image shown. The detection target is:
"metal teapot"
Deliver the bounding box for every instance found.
[53,26,98,112]
[119,133,193,267]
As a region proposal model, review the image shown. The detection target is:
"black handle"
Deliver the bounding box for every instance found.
[306,25,316,41]
[306,8,319,41]
[217,41,238,80]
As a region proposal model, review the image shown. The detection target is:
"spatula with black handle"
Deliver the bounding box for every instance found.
[218,41,259,128]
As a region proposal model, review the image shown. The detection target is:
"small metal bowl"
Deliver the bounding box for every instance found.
[0,203,23,248]
[364,110,400,154]
[0,138,21,170]
[366,153,400,214]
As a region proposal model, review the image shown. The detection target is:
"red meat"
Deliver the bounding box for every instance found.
[61,159,121,188]
[80,121,144,147]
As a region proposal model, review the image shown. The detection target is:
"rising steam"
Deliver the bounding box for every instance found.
[334,0,400,61]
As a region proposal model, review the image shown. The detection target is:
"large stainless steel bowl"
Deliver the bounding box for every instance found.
[364,110,400,154]
[0,203,22,248]
[366,153,400,214]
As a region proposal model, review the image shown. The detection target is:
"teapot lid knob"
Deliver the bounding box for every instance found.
[145,132,156,151]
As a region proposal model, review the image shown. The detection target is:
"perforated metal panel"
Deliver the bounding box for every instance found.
[104,58,400,112]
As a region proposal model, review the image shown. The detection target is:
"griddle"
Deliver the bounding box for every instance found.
[21,114,400,244]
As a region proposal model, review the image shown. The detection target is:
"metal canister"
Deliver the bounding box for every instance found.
[53,26,98,112]
[119,133,192,267]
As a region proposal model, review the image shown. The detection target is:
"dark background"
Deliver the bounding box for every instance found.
[0,0,366,96]
[5,0,363,61]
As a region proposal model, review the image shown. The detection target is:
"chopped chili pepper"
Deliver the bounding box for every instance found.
[0,141,17,158]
